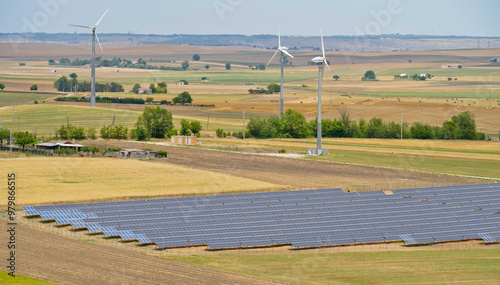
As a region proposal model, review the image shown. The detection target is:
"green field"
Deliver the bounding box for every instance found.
[164,248,500,284]
[0,271,54,285]
[0,92,57,107]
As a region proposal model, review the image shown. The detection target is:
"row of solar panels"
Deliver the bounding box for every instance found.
[23,183,500,249]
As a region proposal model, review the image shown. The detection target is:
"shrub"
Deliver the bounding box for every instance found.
[278,149,286,154]
[53,148,76,156]
[157,150,168,158]
[81,146,99,153]
[167,129,179,138]
[216,128,226,138]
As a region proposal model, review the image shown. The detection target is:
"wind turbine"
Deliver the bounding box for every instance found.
[69,8,109,107]
[311,30,330,155]
[267,29,294,119]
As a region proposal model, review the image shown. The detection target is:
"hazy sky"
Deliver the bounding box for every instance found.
[0,0,499,37]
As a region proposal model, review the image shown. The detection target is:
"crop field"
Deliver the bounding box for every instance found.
[0,157,282,206]
[1,43,500,284]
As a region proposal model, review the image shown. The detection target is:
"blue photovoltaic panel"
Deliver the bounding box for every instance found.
[23,206,38,215]
[400,235,417,244]
[479,233,497,243]
[22,183,500,249]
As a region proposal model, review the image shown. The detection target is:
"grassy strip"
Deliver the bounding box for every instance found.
[163,248,500,285]
[0,271,54,285]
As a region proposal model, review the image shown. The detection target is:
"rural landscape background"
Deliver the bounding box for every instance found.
[1,0,500,284]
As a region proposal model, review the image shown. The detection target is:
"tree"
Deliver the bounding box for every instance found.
[267,83,280,94]
[69,73,78,80]
[14,131,37,150]
[452,111,477,140]
[100,125,128,139]
[30,84,38,91]
[81,145,100,154]
[135,106,173,139]
[131,127,151,141]
[132,83,141,94]
[0,83,5,90]
[205,64,210,70]
[48,59,56,65]
[363,70,376,80]
[86,128,97,140]
[180,119,192,136]
[280,110,310,138]
[173,91,193,105]
[190,120,203,135]
[0,129,9,145]
[149,83,156,94]
[333,75,340,81]
[256,64,266,71]
[54,76,69,92]
[225,63,231,70]
[181,60,190,71]
[410,123,435,139]
[192,54,201,61]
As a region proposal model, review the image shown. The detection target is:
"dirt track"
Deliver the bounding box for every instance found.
[1,222,283,285]
[100,141,483,191]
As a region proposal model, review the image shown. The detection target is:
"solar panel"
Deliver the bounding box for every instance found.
[478,233,497,243]
[23,183,500,250]
[23,206,38,215]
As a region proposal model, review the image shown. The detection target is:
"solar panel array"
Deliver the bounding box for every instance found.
[23,183,500,249]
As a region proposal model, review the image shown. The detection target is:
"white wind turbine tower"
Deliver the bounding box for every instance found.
[267,29,294,119]
[310,30,330,155]
[69,8,109,107]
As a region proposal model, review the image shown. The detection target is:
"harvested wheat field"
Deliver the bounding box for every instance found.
[1,157,283,206]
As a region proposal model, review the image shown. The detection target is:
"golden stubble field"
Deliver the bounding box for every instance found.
[0,157,283,206]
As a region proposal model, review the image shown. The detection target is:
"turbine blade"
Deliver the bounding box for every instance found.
[95,8,109,26]
[95,33,104,52]
[282,50,294,59]
[69,24,92,29]
[324,59,330,71]
[321,29,326,59]
[267,50,280,66]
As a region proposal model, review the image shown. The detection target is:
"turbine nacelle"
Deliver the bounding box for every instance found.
[311,56,325,64]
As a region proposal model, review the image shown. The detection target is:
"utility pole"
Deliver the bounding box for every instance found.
[206,113,210,130]
[485,126,488,140]
[242,111,245,140]
[400,112,403,140]
[9,128,12,158]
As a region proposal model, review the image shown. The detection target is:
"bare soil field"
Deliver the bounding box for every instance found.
[96,140,483,191]
[0,221,282,285]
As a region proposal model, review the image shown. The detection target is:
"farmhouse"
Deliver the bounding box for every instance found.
[105,149,159,159]
[35,140,83,153]
[138,88,152,94]
[171,135,198,145]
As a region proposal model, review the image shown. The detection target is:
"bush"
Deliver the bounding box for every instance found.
[167,129,179,138]
[278,149,286,154]
[216,128,226,138]
[81,145,99,153]
[53,148,76,156]
[106,147,122,152]
[131,127,151,141]
[157,150,168,158]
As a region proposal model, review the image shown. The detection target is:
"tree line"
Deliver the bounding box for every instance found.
[54,73,123,93]
[246,109,484,140]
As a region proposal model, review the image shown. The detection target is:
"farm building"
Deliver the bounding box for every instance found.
[35,140,84,153]
[105,149,159,159]
[138,88,152,94]
[171,135,198,145]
